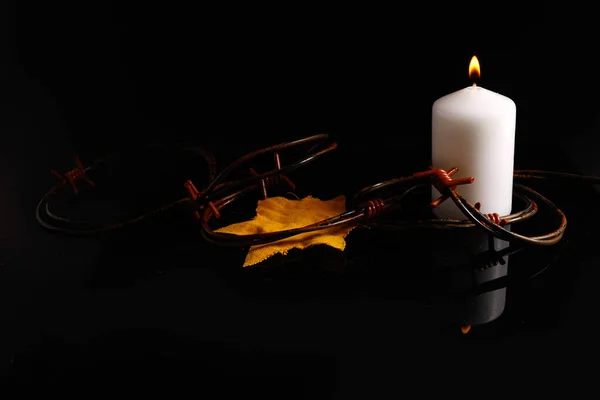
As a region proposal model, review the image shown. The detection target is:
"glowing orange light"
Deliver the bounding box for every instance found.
[469,56,480,81]
[461,324,471,334]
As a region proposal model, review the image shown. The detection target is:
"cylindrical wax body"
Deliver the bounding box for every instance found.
[432,85,516,219]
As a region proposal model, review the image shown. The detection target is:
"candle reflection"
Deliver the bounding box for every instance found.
[433,228,522,332]
[465,236,509,327]
[461,260,508,328]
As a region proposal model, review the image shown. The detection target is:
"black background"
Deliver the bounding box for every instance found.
[3,1,600,394]
[10,3,598,159]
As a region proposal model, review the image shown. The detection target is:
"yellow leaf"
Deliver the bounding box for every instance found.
[216,195,354,267]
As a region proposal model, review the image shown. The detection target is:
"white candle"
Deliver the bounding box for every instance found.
[431,56,516,219]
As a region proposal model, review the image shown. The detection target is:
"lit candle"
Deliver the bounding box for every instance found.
[431,55,516,219]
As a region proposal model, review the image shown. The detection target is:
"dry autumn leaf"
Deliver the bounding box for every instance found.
[215,195,355,267]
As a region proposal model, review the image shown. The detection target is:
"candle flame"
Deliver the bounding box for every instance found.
[461,324,471,334]
[469,56,480,81]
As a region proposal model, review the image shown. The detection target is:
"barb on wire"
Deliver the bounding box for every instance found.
[50,155,95,194]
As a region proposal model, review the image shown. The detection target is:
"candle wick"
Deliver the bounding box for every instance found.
[473,82,477,87]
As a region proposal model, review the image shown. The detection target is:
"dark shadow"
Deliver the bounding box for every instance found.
[5,329,337,397]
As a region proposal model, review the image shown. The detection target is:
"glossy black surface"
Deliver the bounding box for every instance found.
[3,2,600,395]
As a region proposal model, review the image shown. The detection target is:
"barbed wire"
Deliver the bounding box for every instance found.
[36,134,599,247]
